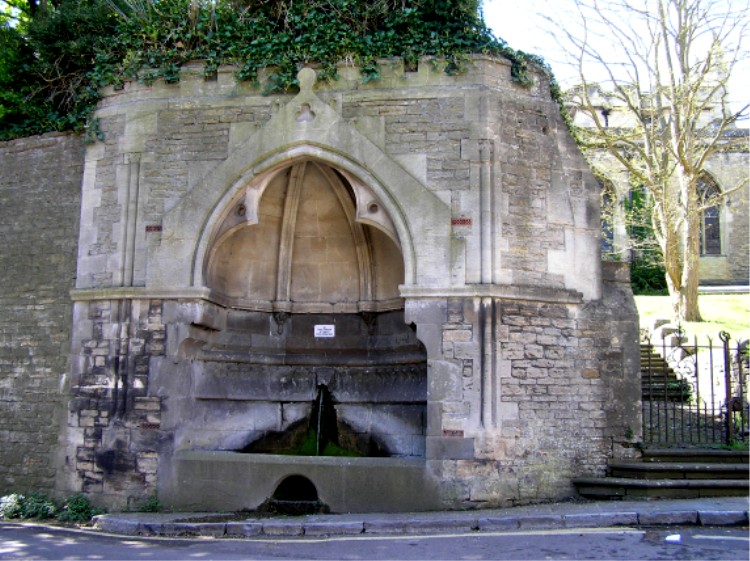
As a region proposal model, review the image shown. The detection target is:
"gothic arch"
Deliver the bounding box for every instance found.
[697,172,723,256]
[594,171,618,256]
[147,67,452,294]
[200,157,405,313]
[191,143,434,294]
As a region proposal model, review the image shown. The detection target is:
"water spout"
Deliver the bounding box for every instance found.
[316,387,324,455]
[311,383,338,456]
[239,381,389,457]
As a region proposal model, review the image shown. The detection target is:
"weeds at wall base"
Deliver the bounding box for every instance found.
[0,492,103,525]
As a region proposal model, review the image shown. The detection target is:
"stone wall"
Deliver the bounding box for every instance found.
[0,133,84,494]
[411,266,640,509]
[60,299,165,504]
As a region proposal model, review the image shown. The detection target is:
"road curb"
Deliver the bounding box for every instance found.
[92,505,750,539]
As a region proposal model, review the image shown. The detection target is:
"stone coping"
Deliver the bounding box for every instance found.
[174,450,426,467]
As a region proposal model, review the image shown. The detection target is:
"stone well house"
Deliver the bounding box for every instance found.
[0,57,641,513]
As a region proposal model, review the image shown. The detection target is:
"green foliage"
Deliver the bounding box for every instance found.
[0,493,56,519]
[624,183,668,295]
[19,493,57,519]
[95,0,518,93]
[0,26,35,125]
[0,0,118,140]
[1,0,546,140]
[630,260,668,295]
[0,491,106,522]
[624,187,656,249]
[138,493,161,513]
[56,493,103,523]
[0,493,24,519]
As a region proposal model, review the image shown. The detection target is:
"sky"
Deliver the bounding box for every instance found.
[481,0,750,121]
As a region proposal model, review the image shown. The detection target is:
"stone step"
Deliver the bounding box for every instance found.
[640,362,675,371]
[608,462,749,480]
[639,345,692,402]
[641,352,672,357]
[640,362,677,374]
[641,448,749,464]
[641,384,692,402]
[573,477,749,500]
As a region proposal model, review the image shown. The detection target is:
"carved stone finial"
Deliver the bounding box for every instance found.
[297,67,317,94]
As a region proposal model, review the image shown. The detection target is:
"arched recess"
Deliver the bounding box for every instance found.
[191,144,423,294]
[202,157,404,314]
[177,153,429,460]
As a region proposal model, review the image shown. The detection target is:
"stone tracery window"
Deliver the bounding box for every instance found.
[599,177,616,256]
[698,174,722,256]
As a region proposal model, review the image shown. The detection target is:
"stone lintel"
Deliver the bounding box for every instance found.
[400,284,584,305]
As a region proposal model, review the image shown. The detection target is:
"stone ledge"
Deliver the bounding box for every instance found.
[400,284,584,304]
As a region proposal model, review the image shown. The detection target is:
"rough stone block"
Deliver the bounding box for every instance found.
[262,521,304,536]
[698,510,749,526]
[226,522,264,537]
[637,510,698,525]
[564,512,638,528]
[303,521,364,536]
[476,516,520,531]
[426,436,474,460]
[517,515,564,530]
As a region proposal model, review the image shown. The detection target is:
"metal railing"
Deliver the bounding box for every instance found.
[642,327,749,447]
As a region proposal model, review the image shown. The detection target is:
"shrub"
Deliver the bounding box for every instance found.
[20,493,57,519]
[56,494,103,523]
[139,494,161,513]
[0,492,105,522]
[630,260,668,295]
[0,494,25,520]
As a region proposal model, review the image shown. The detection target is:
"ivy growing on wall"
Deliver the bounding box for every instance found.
[1,0,549,140]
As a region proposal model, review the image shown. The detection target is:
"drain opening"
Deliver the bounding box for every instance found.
[274,475,319,501]
[259,475,330,515]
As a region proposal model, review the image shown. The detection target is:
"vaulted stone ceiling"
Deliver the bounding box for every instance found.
[206,161,404,313]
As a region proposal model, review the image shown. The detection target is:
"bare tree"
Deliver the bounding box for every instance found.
[545,0,748,322]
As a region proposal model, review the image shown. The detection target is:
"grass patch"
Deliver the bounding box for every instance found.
[635,293,750,341]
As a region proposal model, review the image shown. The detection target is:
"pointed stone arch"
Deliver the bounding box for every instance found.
[202,157,405,313]
[697,171,723,256]
[147,70,451,294]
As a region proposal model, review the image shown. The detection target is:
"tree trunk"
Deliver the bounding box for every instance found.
[681,183,703,322]
[662,230,685,324]
[661,180,703,324]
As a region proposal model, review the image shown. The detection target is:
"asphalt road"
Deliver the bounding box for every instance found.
[1,523,748,560]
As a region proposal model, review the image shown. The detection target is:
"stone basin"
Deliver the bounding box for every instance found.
[165,451,440,514]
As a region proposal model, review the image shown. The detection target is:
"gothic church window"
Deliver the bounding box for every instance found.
[698,175,722,256]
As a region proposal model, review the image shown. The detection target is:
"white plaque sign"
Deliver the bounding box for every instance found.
[314,325,335,338]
